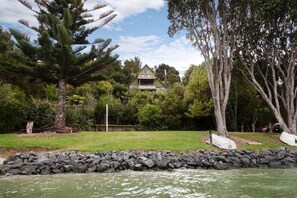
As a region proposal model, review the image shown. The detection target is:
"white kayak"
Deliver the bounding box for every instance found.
[210,134,237,150]
[279,131,297,146]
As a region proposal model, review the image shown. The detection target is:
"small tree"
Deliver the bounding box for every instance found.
[123,57,142,83]
[138,104,166,130]
[9,0,118,129]
[182,64,196,86]
[95,95,123,125]
[162,83,186,130]
[184,64,213,119]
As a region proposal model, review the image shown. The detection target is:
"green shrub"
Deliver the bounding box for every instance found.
[138,104,167,130]
[66,106,95,130]
[44,84,57,101]
[0,82,26,132]
[95,95,123,125]
[26,97,55,128]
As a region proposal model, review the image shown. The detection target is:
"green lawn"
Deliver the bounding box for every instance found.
[0,131,294,153]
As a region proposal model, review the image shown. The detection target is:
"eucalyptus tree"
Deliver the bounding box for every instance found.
[167,0,246,136]
[227,69,263,132]
[236,0,297,134]
[9,0,118,129]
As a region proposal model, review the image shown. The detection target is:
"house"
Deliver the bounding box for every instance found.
[129,65,166,94]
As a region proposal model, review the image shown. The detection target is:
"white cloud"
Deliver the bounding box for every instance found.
[0,0,37,26]
[101,0,165,21]
[0,0,202,76]
[117,35,162,53]
[115,36,204,76]
[0,0,165,29]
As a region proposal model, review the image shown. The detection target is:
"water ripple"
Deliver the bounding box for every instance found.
[1,169,297,198]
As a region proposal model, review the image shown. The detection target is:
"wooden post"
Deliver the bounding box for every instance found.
[106,104,108,132]
[209,130,213,145]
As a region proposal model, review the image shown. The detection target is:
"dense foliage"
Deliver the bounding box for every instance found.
[1,1,292,133]
[6,0,118,129]
[0,51,275,132]
[0,82,26,131]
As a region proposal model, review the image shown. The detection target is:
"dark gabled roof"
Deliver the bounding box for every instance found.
[128,65,166,88]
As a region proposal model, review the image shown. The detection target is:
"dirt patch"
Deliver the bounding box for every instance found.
[0,147,57,158]
[18,132,62,138]
[230,135,262,150]
[230,135,262,145]
[203,134,262,150]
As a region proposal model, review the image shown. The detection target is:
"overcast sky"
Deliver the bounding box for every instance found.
[0,0,203,76]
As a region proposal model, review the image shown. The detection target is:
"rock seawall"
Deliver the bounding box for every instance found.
[1,148,297,176]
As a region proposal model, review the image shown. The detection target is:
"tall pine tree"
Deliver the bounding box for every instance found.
[8,0,118,129]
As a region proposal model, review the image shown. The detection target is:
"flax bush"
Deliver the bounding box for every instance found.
[0,82,26,132]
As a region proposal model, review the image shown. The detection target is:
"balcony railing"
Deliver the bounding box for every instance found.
[138,74,156,79]
[129,85,156,90]
[138,85,156,90]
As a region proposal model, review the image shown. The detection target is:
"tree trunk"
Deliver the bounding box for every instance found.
[213,99,228,136]
[289,122,297,134]
[211,80,228,137]
[252,123,255,132]
[55,79,67,128]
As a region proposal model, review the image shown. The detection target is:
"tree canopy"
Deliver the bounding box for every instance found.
[7,0,118,129]
[167,0,246,136]
[236,0,297,134]
[155,63,180,87]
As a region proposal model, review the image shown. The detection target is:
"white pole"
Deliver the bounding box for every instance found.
[106,104,108,132]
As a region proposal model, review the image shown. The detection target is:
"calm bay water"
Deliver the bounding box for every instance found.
[0,169,297,198]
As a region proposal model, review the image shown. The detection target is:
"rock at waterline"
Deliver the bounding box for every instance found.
[1,149,297,176]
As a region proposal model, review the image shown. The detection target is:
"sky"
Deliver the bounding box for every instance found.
[0,0,204,77]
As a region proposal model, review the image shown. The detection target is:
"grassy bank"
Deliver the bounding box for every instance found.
[0,131,293,153]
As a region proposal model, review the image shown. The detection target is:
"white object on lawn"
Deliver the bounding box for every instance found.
[0,157,5,165]
[279,131,297,146]
[26,121,34,134]
[211,134,237,150]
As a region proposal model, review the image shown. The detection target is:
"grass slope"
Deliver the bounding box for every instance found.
[0,131,293,153]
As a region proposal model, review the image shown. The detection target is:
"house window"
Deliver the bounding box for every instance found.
[144,67,148,75]
[140,79,154,85]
